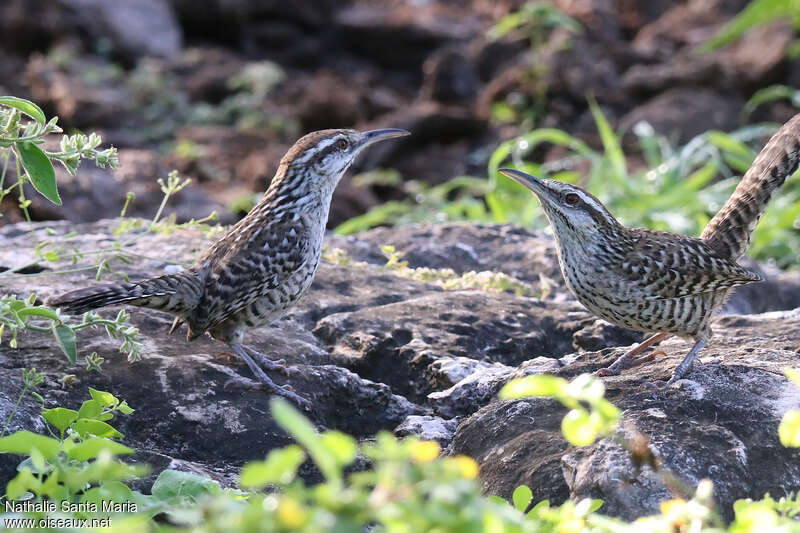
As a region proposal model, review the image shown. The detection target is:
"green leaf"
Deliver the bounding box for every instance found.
[589,97,626,181]
[499,375,567,399]
[78,399,102,420]
[52,324,77,365]
[73,418,123,439]
[779,409,800,447]
[271,398,340,484]
[17,307,60,321]
[17,142,60,205]
[699,0,800,51]
[0,431,60,459]
[785,368,800,386]
[239,445,305,489]
[0,96,47,124]
[320,431,357,467]
[565,373,606,403]
[151,469,219,504]
[42,407,79,433]
[512,485,533,512]
[6,469,40,501]
[561,409,601,447]
[67,437,134,461]
[80,481,134,510]
[117,401,135,415]
[89,388,119,407]
[574,497,603,517]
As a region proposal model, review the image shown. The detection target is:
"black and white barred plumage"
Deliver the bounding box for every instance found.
[49,128,409,404]
[500,112,800,384]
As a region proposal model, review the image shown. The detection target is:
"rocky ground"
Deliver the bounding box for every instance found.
[1,0,799,227]
[1,220,800,520]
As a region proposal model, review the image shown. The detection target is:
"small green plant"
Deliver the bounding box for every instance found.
[342,100,800,268]
[0,388,140,509]
[500,373,620,446]
[0,96,118,221]
[488,2,582,127]
[779,368,800,447]
[335,175,493,234]
[0,295,143,364]
[323,245,542,297]
[699,0,800,52]
[1,368,45,438]
[743,84,800,119]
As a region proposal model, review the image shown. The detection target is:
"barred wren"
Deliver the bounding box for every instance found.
[500,113,800,385]
[49,128,410,407]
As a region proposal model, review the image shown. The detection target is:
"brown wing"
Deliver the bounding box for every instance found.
[187,212,312,336]
[619,230,763,300]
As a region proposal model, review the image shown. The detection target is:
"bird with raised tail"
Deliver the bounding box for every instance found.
[49,128,410,407]
[499,113,800,386]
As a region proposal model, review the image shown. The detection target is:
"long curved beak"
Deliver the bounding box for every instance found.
[359,128,411,148]
[498,168,547,197]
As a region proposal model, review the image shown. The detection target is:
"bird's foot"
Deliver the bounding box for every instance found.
[214,351,235,362]
[595,334,671,377]
[223,376,311,411]
[227,343,311,410]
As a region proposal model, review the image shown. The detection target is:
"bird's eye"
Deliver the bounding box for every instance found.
[564,193,580,206]
[336,139,349,151]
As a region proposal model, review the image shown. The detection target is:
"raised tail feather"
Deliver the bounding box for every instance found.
[47,272,201,316]
[701,113,800,260]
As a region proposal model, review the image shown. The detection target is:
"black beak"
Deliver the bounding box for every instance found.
[498,168,548,197]
[359,128,411,147]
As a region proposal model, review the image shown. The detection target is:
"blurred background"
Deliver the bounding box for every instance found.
[2,0,800,267]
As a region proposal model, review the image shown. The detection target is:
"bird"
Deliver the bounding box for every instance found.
[499,112,800,386]
[48,127,410,407]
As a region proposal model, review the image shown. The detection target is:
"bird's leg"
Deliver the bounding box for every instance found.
[226,343,311,409]
[240,345,288,374]
[664,338,705,387]
[596,332,671,377]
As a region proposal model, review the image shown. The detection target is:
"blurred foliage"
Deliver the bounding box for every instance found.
[700,0,800,52]
[340,100,800,268]
[488,2,581,128]
[2,377,800,531]
[323,244,543,297]
[743,85,800,119]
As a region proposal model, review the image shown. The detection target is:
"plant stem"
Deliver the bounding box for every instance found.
[14,153,30,222]
[0,379,31,438]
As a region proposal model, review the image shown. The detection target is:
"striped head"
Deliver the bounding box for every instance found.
[272,128,410,200]
[498,168,622,242]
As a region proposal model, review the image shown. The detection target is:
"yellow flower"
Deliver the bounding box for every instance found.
[557,517,585,533]
[410,440,441,463]
[277,496,307,529]
[450,455,479,479]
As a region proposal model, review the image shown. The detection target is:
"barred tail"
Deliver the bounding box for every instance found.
[47,272,201,315]
[701,113,800,259]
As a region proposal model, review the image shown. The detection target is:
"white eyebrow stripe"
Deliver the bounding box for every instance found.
[294,137,337,163]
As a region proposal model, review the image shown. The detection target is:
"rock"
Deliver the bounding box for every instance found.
[451,309,800,521]
[421,47,481,103]
[23,54,132,129]
[2,220,800,518]
[23,151,233,226]
[395,415,459,446]
[619,87,744,144]
[64,0,183,61]
[335,3,480,68]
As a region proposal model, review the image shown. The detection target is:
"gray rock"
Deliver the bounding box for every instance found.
[395,415,459,446]
[64,0,183,60]
[2,220,800,519]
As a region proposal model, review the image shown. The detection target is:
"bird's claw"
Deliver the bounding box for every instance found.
[594,367,618,377]
[644,379,668,390]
